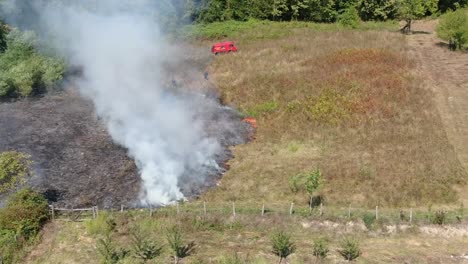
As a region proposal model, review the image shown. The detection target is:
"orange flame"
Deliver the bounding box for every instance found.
[242,117,257,129]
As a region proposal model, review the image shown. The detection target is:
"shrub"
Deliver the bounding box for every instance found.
[167,226,194,264]
[271,231,295,264]
[338,6,361,28]
[288,174,303,193]
[0,189,49,240]
[432,210,446,225]
[96,235,128,264]
[0,29,64,98]
[362,213,376,230]
[338,236,361,261]
[436,9,468,50]
[0,151,31,194]
[312,237,329,259]
[131,232,163,262]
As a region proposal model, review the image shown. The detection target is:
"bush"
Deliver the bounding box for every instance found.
[362,213,376,230]
[97,235,128,264]
[0,151,31,194]
[432,210,446,225]
[0,189,49,240]
[436,9,468,50]
[271,231,295,264]
[312,237,329,259]
[338,6,361,28]
[167,226,194,264]
[131,232,163,262]
[0,189,49,263]
[338,236,361,261]
[0,29,64,98]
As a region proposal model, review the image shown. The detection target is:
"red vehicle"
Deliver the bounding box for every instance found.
[211,41,238,55]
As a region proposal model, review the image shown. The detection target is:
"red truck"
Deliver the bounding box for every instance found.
[211,41,238,55]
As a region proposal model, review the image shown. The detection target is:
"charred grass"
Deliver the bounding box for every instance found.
[201,28,467,208]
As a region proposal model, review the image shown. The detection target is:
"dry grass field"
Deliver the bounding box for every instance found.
[199,24,467,208]
[24,211,468,264]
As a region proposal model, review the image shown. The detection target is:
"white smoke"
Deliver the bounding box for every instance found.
[1,0,223,205]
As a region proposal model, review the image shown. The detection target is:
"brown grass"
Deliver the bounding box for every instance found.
[202,28,467,207]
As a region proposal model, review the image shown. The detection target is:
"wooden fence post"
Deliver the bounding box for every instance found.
[92,206,96,219]
[120,204,124,213]
[290,203,294,215]
[410,208,413,224]
[348,205,351,219]
[376,206,379,220]
[320,203,323,216]
[261,203,265,216]
[232,202,236,217]
[149,204,153,217]
[51,205,55,220]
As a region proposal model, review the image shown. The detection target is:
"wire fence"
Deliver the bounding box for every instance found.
[51,202,466,225]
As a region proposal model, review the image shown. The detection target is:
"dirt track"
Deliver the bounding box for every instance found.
[408,20,468,175]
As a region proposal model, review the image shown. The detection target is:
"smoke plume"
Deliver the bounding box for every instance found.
[1,0,241,205]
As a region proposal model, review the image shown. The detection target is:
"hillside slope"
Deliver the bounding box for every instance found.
[201,22,467,208]
[407,20,468,204]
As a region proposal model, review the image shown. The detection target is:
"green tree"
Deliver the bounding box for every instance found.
[312,237,329,260]
[357,0,398,21]
[398,0,437,34]
[304,169,324,209]
[338,236,361,261]
[271,231,295,264]
[0,151,31,194]
[338,5,361,28]
[436,9,468,50]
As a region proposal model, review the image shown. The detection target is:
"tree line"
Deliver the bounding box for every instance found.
[188,0,467,23]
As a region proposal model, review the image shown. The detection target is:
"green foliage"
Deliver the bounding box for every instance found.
[0,189,49,263]
[270,231,295,263]
[312,237,329,259]
[436,9,468,50]
[431,210,446,225]
[131,232,163,262]
[97,235,128,264]
[0,29,64,98]
[398,0,438,33]
[357,0,399,21]
[438,0,468,12]
[166,226,194,264]
[86,212,116,237]
[308,89,351,124]
[0,189,49,240]
[362,213,376,230]
[338,5,361,28]
[304,169,323,196]
[338,236,361,261]
[0,151,31,194]
[288,174,303,193]
[245,101,279,118]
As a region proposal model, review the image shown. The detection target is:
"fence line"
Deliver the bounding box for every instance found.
[49,202,467,225]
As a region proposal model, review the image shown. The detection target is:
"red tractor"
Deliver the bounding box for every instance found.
[211,41,238,55]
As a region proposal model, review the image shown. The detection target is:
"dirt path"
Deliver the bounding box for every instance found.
[407,20,468,179]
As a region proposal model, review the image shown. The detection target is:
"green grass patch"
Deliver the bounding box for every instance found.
[244,101,279,118]
[180,19,398,40]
